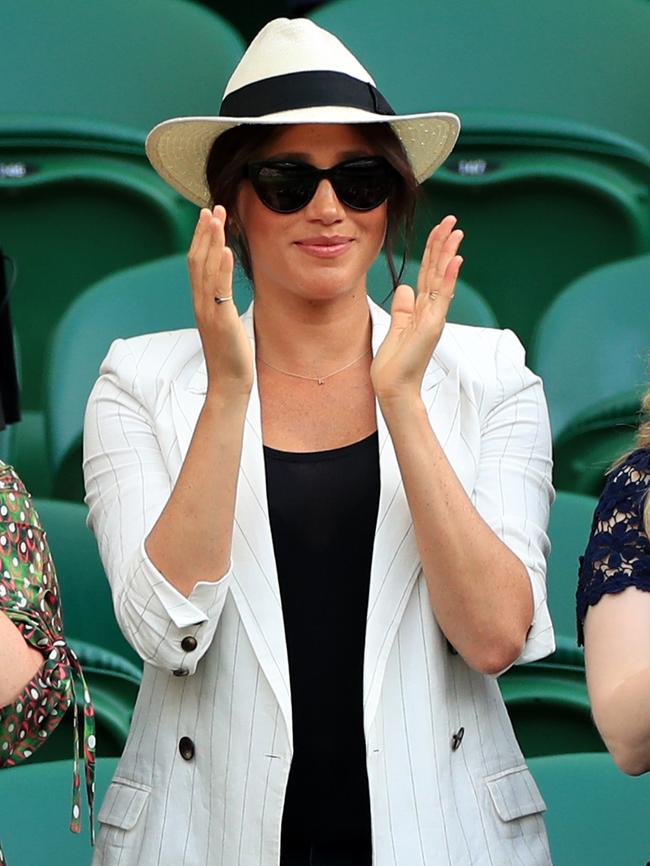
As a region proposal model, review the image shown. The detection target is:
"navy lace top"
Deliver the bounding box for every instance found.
[577,448,650,646]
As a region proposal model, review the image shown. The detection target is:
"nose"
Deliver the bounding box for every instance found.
[304,178,345,223]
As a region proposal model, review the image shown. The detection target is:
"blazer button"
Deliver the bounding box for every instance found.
[181,636,198,652]
[179,737,195,761]
[451,727,465,751]
[173,668,189,677]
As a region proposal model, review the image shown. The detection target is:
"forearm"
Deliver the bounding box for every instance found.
[591,666,650,775]
[145,388,249,597]
[0,611,43,707]
[379,395,533,674]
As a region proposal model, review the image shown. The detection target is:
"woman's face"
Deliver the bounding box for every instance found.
[235,123,388,304]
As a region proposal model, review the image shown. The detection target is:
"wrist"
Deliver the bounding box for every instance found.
[204,385,251,412]
[377,390,427,421]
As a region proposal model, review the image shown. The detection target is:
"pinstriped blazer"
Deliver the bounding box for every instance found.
[83,298,555,866]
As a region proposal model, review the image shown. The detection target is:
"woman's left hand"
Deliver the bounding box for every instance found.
[371,215,463,404]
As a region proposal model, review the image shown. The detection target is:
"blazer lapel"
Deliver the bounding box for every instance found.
[168,307,292,748]
[363,301,459,734]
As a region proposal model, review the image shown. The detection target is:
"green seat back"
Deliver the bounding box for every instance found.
[310,0,650,153]
[499,664,603,757]
[1,0,243,410]
[415,147,650,345]
[529,752,650,866]
[552,390,640,497]
[33,498,141,669]
[311,1,650,345]
[546,491,597,656]
[44,254,239,500]
[529,254,650,440]
[0,425,12,463]
[0,145,198,410]
[195,0,290,41]
[2,0,243,133]
[0,757,118,865]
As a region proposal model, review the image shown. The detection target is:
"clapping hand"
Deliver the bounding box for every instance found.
[370,215,464,404]
[187,206,254,396]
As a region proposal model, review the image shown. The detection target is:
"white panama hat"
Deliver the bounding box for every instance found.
[145,17,461,208]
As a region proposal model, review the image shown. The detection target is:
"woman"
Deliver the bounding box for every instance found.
[84,18,554,866]
[1,268,94,863]
[577,392,650,776]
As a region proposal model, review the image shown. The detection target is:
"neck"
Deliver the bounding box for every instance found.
[252,286,373,375]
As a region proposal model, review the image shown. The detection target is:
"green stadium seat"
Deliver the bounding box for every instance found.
[552,391,640,497]
[1,0,244,411]
[415,141,650,346]
[194,0,290,41]
[530,255,650,439]
[44,255,197,501]
[0,757,118,865]
[33,498,141,669]
[528,752,650,866]
[499,663,603,758]
[545,490,597,658]
[310,0,650,345]
[310,0,650,156]
[0,140,198,410]
[0,424,12,463]
[2,1,244,134]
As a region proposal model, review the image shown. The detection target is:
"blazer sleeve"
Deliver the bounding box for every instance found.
[472,328,555,669]
[83,337,232,673]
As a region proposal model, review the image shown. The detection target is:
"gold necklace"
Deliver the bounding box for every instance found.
[257,348,371,385]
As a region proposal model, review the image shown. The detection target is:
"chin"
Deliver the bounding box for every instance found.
[293,261,369,302]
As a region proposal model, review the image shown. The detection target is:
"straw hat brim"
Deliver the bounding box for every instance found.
[145,107,460,208]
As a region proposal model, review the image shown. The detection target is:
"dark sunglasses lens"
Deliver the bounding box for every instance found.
[251,164,317,213]
[334,161,394,211]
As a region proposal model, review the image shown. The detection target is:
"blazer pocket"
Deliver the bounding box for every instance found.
[484,765,547,840]
[96,778,151,859]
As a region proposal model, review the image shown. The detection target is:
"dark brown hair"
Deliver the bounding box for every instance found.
[205,123,418,287]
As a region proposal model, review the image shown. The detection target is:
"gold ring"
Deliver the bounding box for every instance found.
[428,291,439,301]
[214,295,233,304]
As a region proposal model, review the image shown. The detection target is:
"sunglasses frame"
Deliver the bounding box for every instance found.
[245,156,397,214]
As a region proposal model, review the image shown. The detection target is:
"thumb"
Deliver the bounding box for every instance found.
[389,283,416,328]
[378,283,415,356]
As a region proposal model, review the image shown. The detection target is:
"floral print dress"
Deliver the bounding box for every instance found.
[577,448,650,644]
[0,460,95,864]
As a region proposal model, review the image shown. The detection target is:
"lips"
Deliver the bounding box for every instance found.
[294,236,355,258]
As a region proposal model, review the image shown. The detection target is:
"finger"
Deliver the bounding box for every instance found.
[378,283,416,356]
[428,229,463,297]
[416,225,435,296]
[213,246,236,313]
[440,255,463,297]
[187,208,212,279]
[419,215,457,296]
[203,212,226,293]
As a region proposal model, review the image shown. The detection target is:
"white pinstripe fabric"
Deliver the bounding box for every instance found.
[83,300,554,865]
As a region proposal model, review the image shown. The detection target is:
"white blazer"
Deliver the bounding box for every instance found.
[83,299,555,866]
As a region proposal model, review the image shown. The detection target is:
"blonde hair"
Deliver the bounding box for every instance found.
[638,389,650,537]
[610,386,650,535]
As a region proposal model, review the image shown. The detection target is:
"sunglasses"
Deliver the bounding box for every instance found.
[245,156,397,214]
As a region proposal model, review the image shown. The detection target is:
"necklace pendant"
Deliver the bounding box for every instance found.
[317,377,324,385]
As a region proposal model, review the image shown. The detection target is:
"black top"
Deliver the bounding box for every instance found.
[263,431,380,852]
[577,448,650,645]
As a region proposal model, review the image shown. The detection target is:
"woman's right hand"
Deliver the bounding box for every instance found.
[187,205,254,396]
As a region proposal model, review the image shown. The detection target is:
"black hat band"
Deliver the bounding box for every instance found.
[219,70,396,118]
